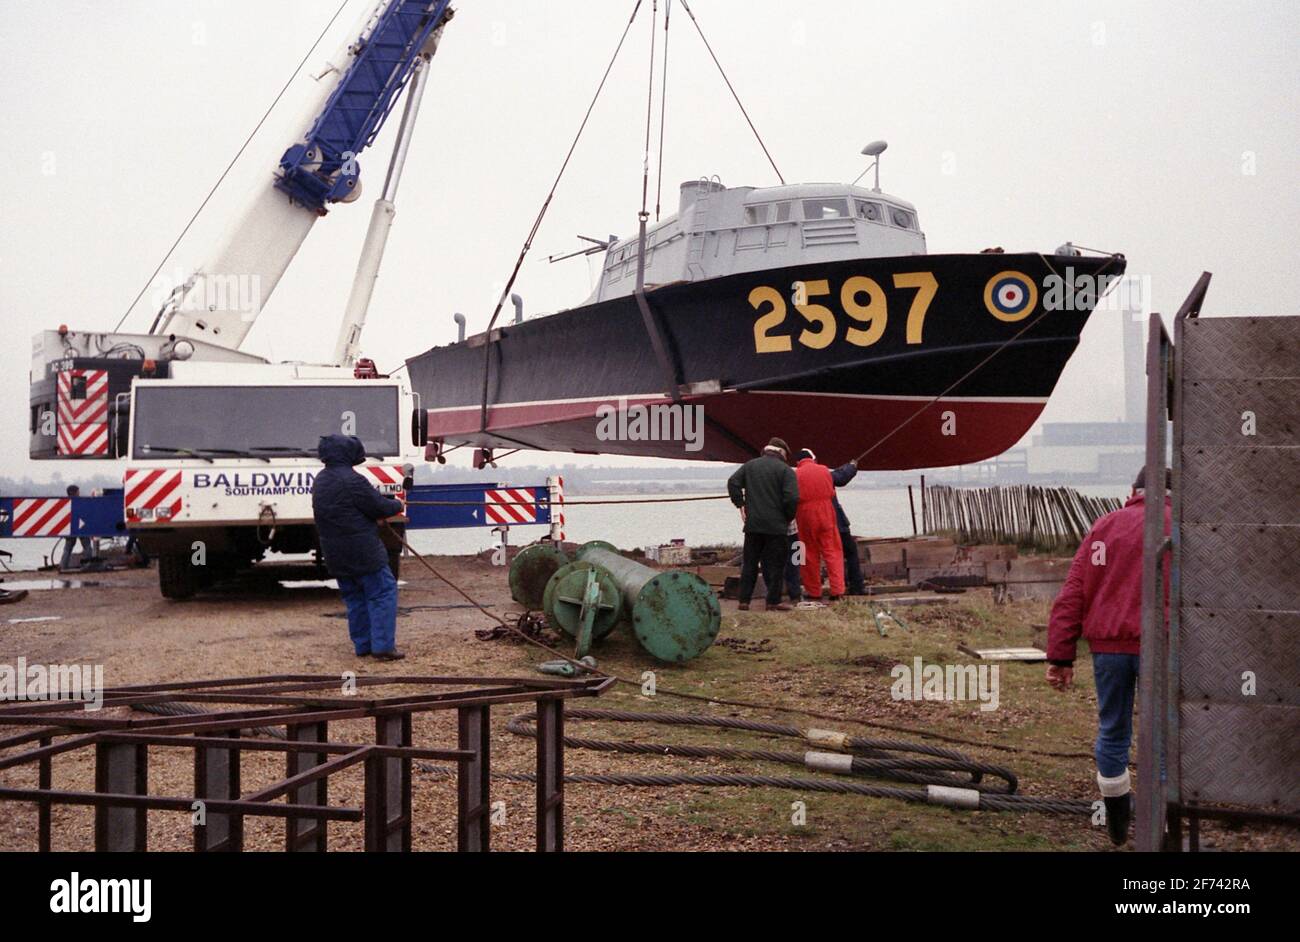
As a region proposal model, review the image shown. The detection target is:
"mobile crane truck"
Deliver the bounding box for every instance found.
[26,1,459,599]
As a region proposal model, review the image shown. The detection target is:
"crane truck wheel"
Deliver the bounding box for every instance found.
[158,552,200,600]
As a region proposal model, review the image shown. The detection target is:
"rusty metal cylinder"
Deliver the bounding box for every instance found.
[575,544,720,663]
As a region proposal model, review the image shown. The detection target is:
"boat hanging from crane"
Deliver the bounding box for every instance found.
[407,172,1124,468]
[406,1,1125,469]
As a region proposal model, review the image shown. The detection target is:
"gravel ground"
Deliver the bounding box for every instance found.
[0,557,800,852]
[0,555,1294,852]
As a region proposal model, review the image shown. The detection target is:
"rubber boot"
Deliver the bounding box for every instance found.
[1098,770,1132,846]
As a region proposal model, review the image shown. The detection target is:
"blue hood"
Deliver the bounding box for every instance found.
[318,434,366,467]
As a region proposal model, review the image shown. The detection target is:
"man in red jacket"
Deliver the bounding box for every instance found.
[1046,466,1170,845]
[793,449,844,602]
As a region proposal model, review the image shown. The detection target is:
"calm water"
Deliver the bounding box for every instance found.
[0,485,1130,572]
[407,487,924,555]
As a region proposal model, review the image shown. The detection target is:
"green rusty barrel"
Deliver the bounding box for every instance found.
[575,545,720,663]
[508,542,570,610]
[542,560,622,657]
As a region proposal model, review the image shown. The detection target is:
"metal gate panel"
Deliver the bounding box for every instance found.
[1180,523,1300,610]
[1181,379,1300,447]
[1178,702,1300,809]
[1180,316,1300,378]
[1180,448,1300,524]
[1173,311,1300,823]
[1180,610,1300,704]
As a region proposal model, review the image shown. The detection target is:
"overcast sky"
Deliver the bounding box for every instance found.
[2,0,1296,481]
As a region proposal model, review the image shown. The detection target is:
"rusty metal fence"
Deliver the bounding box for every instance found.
[0,673,611,852]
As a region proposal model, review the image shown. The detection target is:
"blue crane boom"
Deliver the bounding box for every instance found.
[276,0,455,213]
[30,0,462,464]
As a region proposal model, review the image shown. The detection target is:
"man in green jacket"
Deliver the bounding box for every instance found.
[727,437,799,611]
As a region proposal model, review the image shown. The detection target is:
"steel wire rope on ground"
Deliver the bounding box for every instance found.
[132,698,1089,816]
[386,525,1093,760]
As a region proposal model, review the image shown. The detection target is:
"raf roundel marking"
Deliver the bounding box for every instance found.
[984,271,1038,322]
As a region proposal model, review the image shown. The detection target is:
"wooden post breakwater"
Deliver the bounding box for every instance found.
[922,484,1123,554]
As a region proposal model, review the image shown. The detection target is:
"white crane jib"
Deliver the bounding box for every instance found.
[152,0,451,360]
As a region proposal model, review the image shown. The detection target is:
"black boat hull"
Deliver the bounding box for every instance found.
[406,252,1125,468]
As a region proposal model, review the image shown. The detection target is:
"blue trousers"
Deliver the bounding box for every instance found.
[60,537,95,570]
[1093,652,1140,779]
[840,529,866,595]
[337,566,398,656]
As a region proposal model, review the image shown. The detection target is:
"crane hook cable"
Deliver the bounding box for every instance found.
[678,0,784,185]
[383,524,1093,761]
[116,0,354,334]
[477,0,646,435]
[639,0,659,221]
[653,0,673,221]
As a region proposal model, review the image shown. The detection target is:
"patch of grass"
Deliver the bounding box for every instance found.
[507,589,1114,850]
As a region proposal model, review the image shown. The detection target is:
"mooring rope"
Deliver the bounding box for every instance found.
[402,494,729,507]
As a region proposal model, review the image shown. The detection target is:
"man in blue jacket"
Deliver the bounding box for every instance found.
[312,434,406,660]
[830,462,866,596]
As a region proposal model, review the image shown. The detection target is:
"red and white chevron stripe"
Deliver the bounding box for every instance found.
[56,369,109,456]
[57,422,109,457]
[124,468,183,522]
[12,498,72,537]
[548,475,565,541]
[485,487,537,525]
[356,464,407,496]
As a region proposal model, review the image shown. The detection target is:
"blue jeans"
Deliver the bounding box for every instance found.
[60,537,95,570]
[1093,652,1140,779]
[840,529,866,595]
[337,566,398,655]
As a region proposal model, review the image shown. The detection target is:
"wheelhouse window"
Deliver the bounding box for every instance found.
[132,385,401,460]
[774,201,792,222]
[743,204,769,225]
[802,198,850,220]
[890,207,917,229]
[855,199,884,222]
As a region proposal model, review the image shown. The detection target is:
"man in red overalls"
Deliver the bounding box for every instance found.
[793,449,844,602]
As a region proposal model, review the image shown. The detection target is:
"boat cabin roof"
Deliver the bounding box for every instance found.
[581,179,927,305]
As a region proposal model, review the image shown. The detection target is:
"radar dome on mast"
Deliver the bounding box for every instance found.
[855,140,888,192]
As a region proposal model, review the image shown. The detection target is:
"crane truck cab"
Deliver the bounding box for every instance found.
[125,361,419,599]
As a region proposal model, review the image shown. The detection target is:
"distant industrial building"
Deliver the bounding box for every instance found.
[1024,309,1146,482]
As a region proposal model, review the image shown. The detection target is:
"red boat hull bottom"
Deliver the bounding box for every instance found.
[426,390,1046,469]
